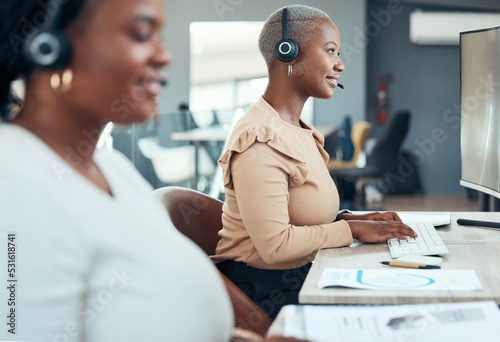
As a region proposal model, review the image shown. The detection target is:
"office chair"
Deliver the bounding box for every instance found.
[326,121,372,170]
[331,111,410,209]
[152,186,273,337]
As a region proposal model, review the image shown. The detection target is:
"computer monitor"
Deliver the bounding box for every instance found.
[460,26,500,203]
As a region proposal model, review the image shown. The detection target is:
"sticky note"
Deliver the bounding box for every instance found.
[394,254,442,265]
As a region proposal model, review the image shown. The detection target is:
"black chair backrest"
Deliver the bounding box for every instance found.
[367,111,410,172]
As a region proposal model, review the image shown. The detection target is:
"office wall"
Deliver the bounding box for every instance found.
[159,0,499,195]
[391,0,500,11]
[160,0,367,128]
[366,0,500,195]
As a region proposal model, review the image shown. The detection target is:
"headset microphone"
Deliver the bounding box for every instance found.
[338,83,344,89]
[23,0,72,70]
[274,8,299,62]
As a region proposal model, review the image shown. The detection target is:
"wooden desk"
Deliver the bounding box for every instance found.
[170,125,336,190]
[266,308,288,338]
[170,126,229,142]
[170,125,335,143]
[299,211,500,305]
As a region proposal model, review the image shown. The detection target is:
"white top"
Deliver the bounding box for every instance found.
[0,124,233,342]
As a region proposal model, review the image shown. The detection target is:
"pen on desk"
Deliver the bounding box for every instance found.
[380,261,441,269]
[457,218,500,230]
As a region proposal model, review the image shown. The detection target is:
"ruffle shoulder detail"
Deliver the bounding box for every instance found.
[219,125,308,189]
[312,129,330,165]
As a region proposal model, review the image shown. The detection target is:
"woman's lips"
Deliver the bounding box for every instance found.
[137,78,162,97]
[326,77,338,88]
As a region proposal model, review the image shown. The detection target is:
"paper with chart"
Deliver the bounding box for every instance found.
[283,301,500,342]
[318,268,482,291]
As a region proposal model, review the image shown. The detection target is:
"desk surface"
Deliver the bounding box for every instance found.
[170,125,336,142]
[170,126,228,142]
[299,211,500,305]
[267,308,288,338]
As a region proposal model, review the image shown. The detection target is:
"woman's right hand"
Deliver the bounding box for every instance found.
[348,220,417,243]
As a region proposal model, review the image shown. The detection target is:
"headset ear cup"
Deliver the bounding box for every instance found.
[274,38,299,62]
[274,39,299,62]
[24,29,72,70]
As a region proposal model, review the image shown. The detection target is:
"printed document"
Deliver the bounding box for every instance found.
[283,301,500,342]
[318,268,482,291]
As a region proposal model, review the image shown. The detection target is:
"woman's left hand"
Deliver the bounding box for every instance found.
[230,327,311,342]
[339,211,402,222]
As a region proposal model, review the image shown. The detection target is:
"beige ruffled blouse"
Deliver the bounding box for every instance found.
[210,97,353,270]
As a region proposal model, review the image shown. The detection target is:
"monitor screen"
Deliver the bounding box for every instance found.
[460,26,500,199]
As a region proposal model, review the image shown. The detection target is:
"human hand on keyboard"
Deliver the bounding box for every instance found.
[348,220,417,243]
[340,211,402,222]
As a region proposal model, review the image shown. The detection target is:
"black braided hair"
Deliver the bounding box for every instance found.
[0,0,86,121]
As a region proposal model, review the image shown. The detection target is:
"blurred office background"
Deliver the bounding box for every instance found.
[109,0,500,211]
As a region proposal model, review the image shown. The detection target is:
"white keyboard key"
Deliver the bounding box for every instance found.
[433,238,444,246]
[392,247,403,255]
[388,223,449,258]
[388,239,398,248]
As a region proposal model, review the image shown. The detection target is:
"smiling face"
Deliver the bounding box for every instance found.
[66,0,171,125]
[293,19,344,99]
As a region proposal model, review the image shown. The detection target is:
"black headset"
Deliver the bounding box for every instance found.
[274,7,299,63]
[23,0,72,70]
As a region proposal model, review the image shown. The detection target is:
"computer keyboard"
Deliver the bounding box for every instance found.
[387,223,449,258]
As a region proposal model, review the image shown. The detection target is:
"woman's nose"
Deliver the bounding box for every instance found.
[335,56,345,72]
[155,43,173,68]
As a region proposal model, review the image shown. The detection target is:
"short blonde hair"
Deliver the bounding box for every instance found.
[258,5,331,70]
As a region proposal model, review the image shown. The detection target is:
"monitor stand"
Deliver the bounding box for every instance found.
[479,193,500,211]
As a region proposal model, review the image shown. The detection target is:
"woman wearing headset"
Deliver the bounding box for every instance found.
[211,5,416,319]
[0,0,305,341]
